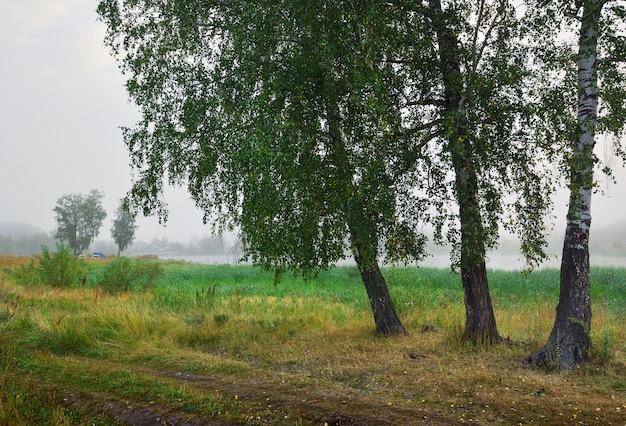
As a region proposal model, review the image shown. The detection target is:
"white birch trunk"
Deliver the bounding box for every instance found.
[573,0,600,238]
[528,0,604,369]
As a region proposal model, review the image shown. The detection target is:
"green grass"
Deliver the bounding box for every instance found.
[0,257,625,425]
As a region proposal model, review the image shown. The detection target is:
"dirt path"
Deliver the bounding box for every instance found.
[58,367,455,425]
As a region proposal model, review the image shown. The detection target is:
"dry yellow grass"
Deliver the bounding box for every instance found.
[0,255,31,270]
[0,258,625,425]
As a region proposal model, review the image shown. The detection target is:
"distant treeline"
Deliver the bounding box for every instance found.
[0,233,56,255]
[2,222,625,258]
[93,235,230,256]
[0,233,230,257]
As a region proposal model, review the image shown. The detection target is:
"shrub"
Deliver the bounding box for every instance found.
[98,257,162,294]
[12,245,86,288]
[11,262,39,287]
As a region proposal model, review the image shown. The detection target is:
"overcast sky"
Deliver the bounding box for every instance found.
[0,0,624,244]
[0,0,213,242]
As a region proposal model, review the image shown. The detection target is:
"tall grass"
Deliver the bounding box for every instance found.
[0,257,625,424]
[11,260,624,361]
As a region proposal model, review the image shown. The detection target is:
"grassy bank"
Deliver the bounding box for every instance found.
[0,256,624,425]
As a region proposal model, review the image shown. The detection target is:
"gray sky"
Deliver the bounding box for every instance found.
[0,0,624,244]
[0,0,211,242]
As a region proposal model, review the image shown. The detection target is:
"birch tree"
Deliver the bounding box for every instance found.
[528,0,626,369]
[406,0,557,343]
[427,0,503,343]
[97,0,430,335]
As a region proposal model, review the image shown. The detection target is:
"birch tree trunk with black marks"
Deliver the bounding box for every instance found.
[326,100,408,336]
[528,0,602,369]
[429,0,501,344]
[351,232,408,336]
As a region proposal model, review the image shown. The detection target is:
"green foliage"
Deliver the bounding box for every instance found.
[97,0,431,273]
[110,201,137,256]
[97,257,162,294]
[97,0,626,341]
[53,190,107,256]
[98,0,431,334]
[37,246,88,288]
[0,291,19,332]
[95,0,573,273]
[426,0,562,269]
[11,262,39,287]
[13,245,87,288]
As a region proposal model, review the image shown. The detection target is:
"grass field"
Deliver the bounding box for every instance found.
[0,255,624,425]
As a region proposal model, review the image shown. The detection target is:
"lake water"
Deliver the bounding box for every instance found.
[158,252,626,271]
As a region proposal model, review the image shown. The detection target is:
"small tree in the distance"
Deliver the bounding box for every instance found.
[53,190,107,256]
[111,201,137,256]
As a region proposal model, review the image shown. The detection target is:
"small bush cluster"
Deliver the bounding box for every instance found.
[12,245,86,288]
[98,257,162,294]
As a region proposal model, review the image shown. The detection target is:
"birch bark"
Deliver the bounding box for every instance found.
[528,0,603,369]
[428,0,501,343]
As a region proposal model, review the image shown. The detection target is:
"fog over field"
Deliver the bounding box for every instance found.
[1,1,625,261]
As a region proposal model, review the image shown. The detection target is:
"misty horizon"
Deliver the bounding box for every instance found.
[2,216,625,271]
[1,1,625,253]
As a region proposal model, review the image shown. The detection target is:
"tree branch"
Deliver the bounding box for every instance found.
[472,1,507,73]
[403,98,446,107]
